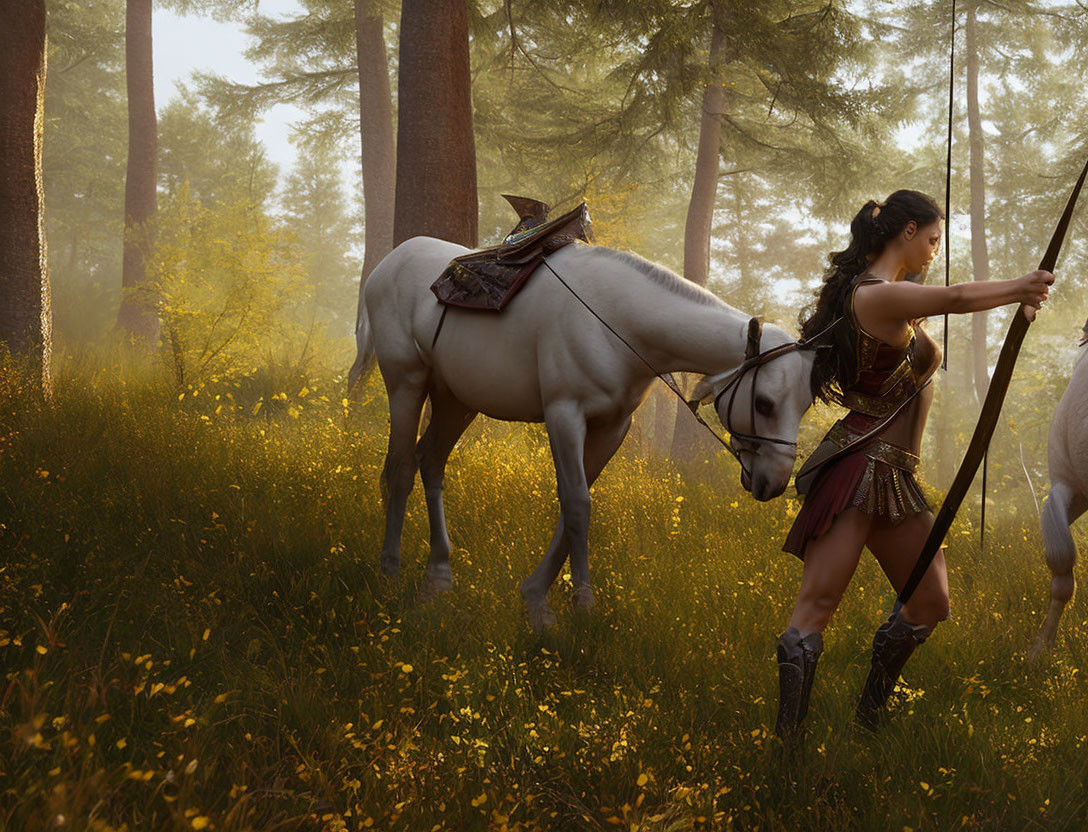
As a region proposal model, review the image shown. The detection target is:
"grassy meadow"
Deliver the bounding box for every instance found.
[3,353,1088,831]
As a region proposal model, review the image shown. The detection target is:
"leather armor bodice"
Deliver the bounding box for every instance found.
[840,277,939,418]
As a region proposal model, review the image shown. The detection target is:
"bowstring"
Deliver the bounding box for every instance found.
[943,0,957,371]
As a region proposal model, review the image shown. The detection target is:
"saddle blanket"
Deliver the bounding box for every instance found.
[430,197,593,311]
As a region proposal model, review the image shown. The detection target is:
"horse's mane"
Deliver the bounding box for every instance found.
[589,246,727,309]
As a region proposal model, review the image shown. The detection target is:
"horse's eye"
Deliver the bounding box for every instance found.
[755,397,775,417]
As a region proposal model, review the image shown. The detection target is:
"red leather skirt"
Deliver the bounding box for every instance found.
[782,440,930,560]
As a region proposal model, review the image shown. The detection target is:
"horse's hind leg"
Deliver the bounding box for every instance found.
[1031,483,1087,658]
[521,414,631,628]
[378,374,429,579]
[417,390,476,594]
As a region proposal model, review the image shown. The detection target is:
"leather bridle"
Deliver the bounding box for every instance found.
[699,316,840,483]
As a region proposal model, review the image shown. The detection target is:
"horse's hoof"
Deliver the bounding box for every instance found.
[380,557,401,580]
[572,585,595,612]
[520,579,557,631]
[424,565,454,595]
[524,599,557,632]
[1026,638,1048,663]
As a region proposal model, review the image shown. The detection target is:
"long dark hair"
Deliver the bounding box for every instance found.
[800,189,944,404]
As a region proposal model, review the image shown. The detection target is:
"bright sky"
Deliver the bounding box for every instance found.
[153,1,309,184]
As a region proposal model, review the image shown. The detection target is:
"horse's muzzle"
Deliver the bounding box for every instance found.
[749,472,787,502]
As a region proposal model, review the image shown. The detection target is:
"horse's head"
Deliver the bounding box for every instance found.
[691,320,815,501]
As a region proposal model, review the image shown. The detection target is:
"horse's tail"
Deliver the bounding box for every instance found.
[347,272,376,397]
[1042,485,1077,596]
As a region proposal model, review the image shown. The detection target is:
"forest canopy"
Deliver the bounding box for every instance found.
[25,0,1088,474]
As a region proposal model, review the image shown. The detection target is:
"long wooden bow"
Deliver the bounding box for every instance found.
[897,155,1088,609]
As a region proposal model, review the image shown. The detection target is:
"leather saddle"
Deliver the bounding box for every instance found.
[430,194,594,311]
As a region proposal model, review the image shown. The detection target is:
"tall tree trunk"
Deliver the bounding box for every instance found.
[966,2,991,406]
[67,227,81,276]
[354,2,396,286]
[730,173,753,308]
[118,0,158,342]
[393,0,477,247]
[670,11,727,461]
[0,0,52,397]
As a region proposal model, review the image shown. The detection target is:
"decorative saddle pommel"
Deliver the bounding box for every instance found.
[502,194,550,236]
[430,195,593,312]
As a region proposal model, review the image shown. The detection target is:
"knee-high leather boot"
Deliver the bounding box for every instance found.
[856,611,932,731]
[775,627,823,738]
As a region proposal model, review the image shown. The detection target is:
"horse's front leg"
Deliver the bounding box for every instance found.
[521,412,631,627]
[567,415,633,610]
[540,401,593,612]
[520,519,569,631]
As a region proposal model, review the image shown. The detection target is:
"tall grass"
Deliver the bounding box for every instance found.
[2,354,1087,831]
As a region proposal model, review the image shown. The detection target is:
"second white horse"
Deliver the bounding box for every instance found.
[1032,325,1088,655]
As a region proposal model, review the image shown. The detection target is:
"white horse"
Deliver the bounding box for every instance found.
[354,236,815,628]
[1032,326,1088,656]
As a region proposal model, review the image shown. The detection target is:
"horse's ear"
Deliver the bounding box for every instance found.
[690,375,717,403]
[691,361,745,405]
[746,317,763,360]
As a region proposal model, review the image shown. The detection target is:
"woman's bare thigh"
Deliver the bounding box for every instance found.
[866,510,950,627]
[789,507,873,633]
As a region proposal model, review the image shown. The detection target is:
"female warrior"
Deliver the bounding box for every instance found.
[776,189,1054,736]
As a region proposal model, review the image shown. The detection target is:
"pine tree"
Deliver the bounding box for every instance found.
[158,90,278,208]
[353,0,395,282]
[0,0,52,396]
[393,0,477,246]
[965,0,993,406]
[197,1,396,283]
[280,140,360,331]
[117,0,261,343]
[117,0,159,341]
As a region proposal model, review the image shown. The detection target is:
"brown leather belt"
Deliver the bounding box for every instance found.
[826,421,920,473]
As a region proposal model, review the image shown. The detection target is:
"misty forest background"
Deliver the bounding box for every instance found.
[5,0,1088,830]
[16,0,1088,484]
